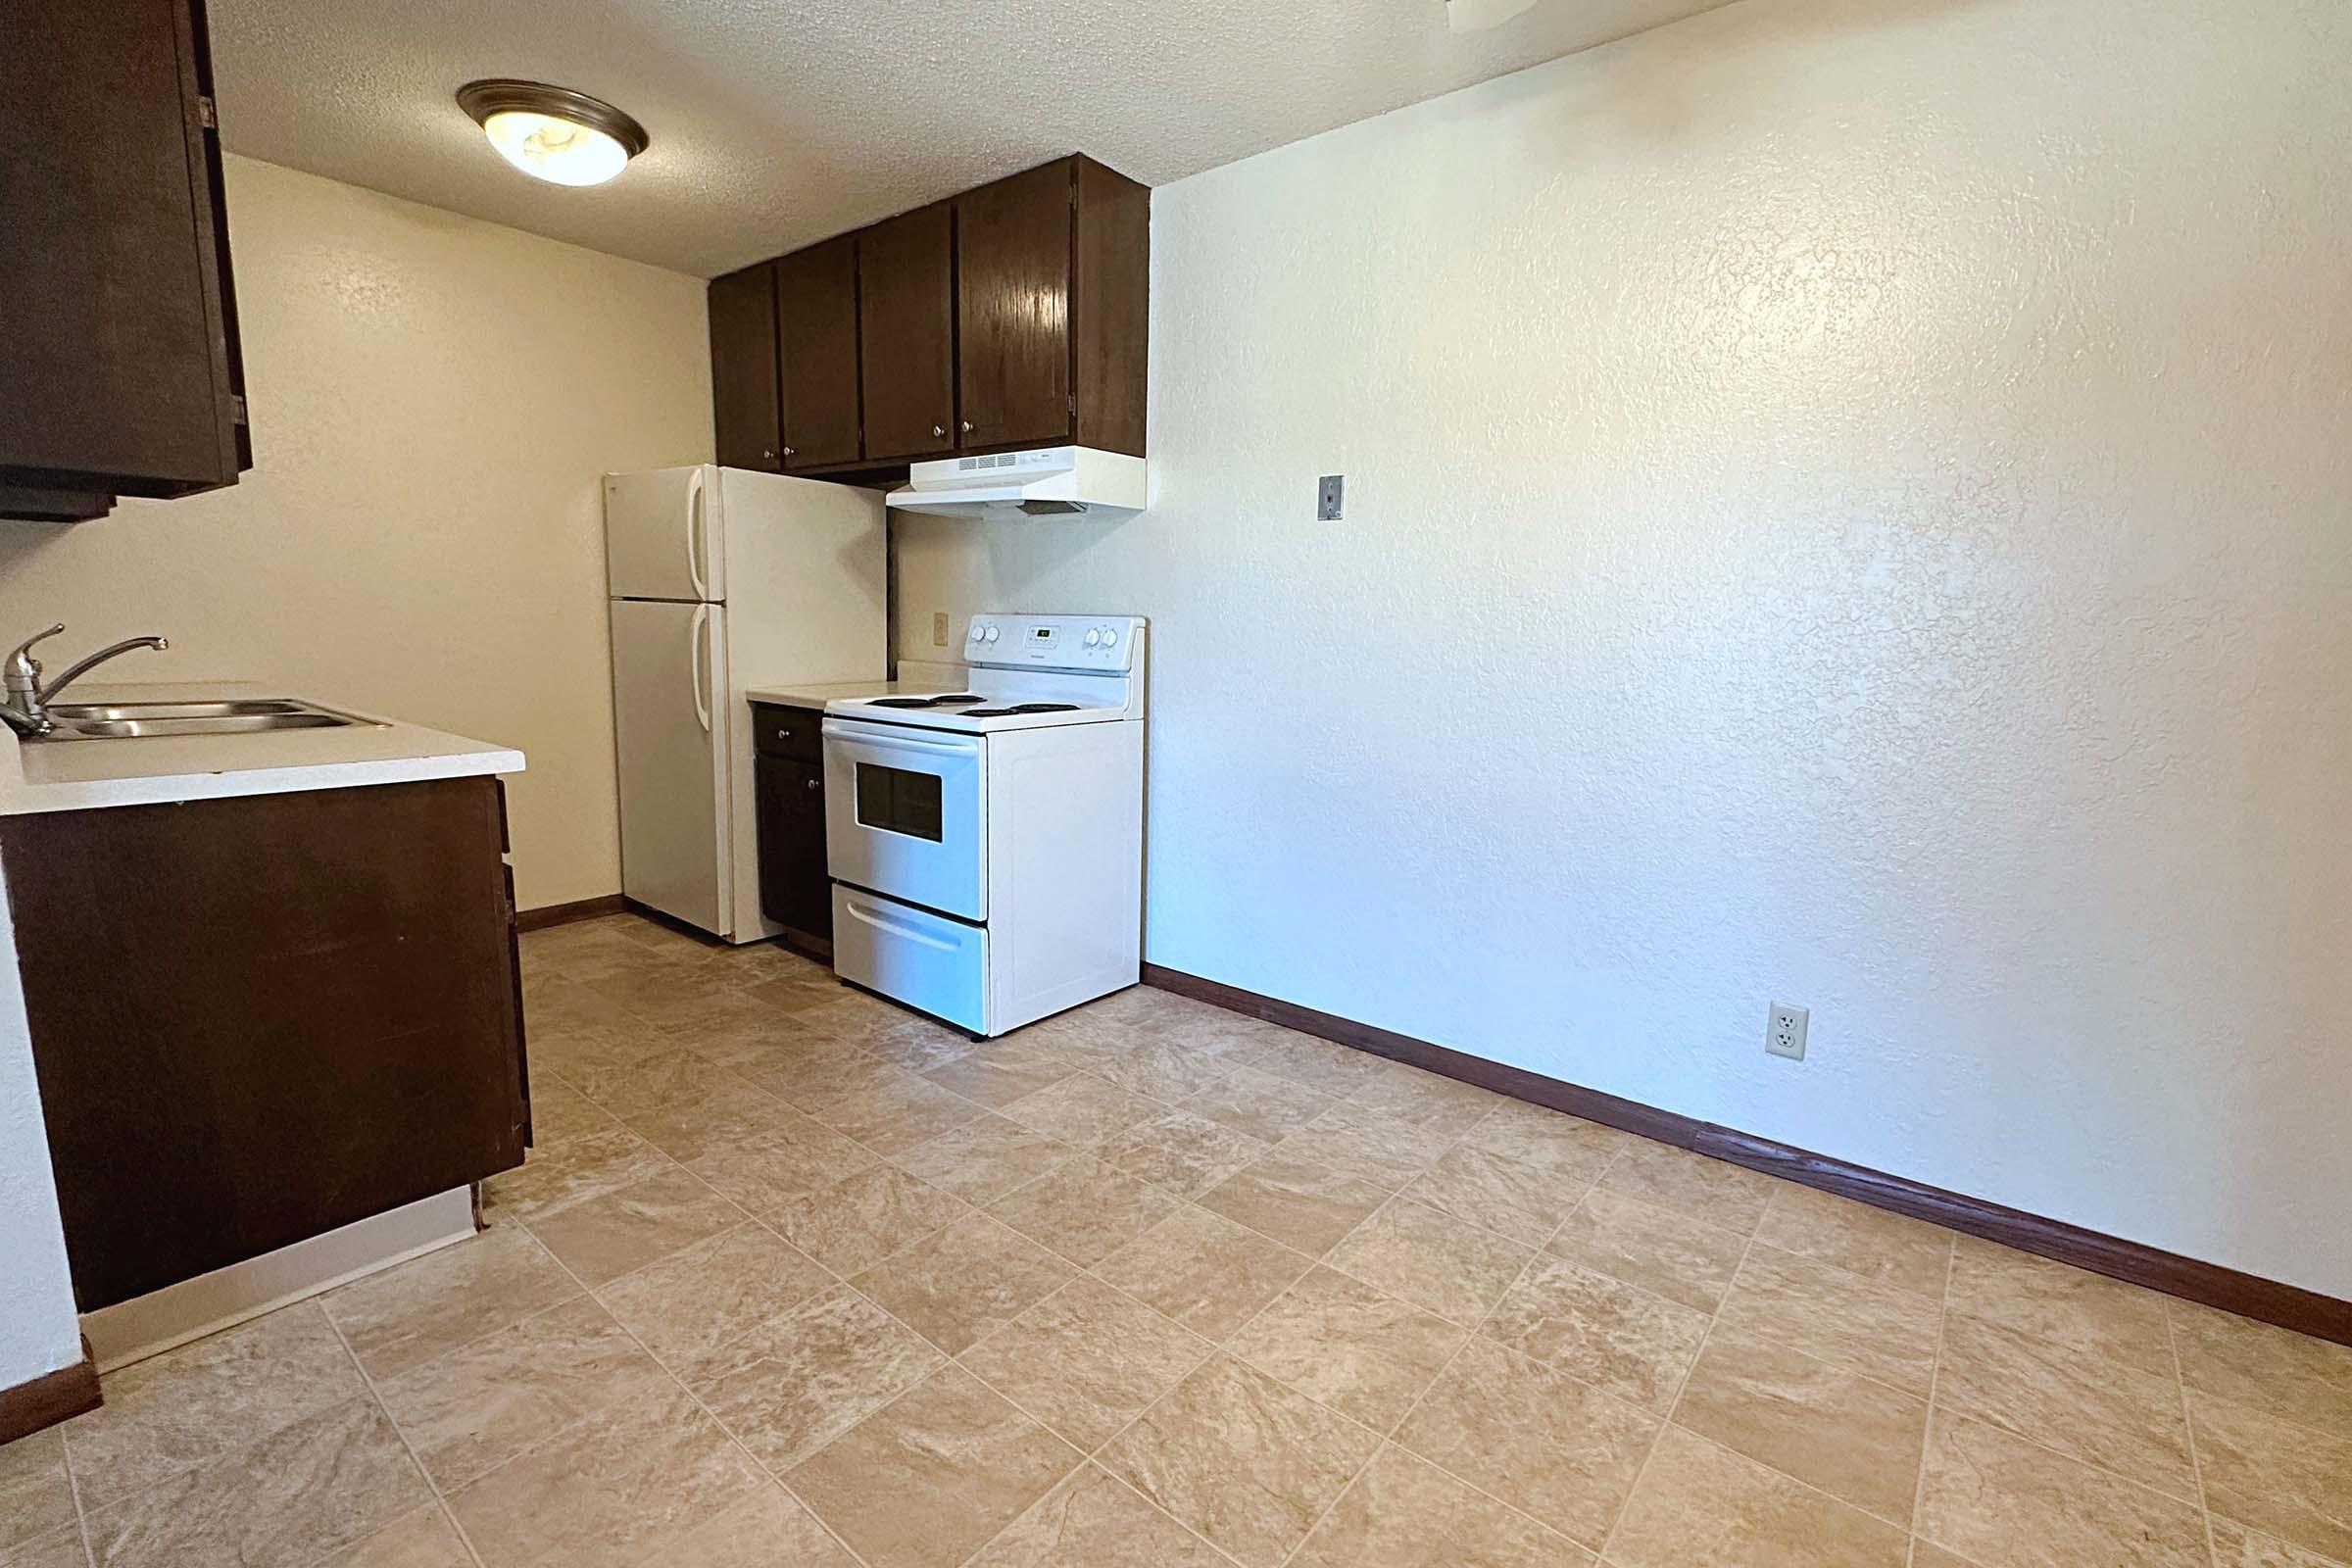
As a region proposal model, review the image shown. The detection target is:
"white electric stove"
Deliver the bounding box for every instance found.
[821,613,1146,1036]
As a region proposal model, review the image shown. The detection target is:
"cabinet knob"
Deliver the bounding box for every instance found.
[932,423,946,438]
[761,447,777,463]
[805,777,818,791]
[959,420,974,434]
[782,445,795,459]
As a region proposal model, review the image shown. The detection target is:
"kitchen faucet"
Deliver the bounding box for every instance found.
[2,624,171,736]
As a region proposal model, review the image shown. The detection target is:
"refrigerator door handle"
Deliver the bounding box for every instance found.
[685,466,710,602]
[688,604,712,733]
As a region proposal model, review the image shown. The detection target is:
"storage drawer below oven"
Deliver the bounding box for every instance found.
[831,886,988,1034]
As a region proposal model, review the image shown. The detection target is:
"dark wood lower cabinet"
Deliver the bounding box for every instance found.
[757,757,831,944]
[752,702,831,947]
[0,776,529,1310]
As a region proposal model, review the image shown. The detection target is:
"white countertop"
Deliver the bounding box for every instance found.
[742,679,906,709]
[0,682,525,816]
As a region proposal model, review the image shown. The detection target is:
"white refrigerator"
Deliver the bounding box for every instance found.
[603,465,885,942]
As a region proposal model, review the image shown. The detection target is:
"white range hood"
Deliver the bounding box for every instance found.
[886,445,1146,520]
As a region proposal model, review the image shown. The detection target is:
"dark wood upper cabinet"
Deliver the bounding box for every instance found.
[704,153,1148,480]
[1071,156,1151,460]
[956,162,1074,451]
[774,235,862,470]
[857,204,958,462]
[708,264,781,470]
[0,0,250,523]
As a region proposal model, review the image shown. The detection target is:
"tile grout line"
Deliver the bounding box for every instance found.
[443,1091,906,1560]
[1903,1237,1956,1568]
[931,1342,1250,1568]
[942,1062,1522,1568]
[317,1298,494,1568]
[61,1421,99,1568]
[318,1224,618,1397]
[2166,1298,2224,1567]
[1158,1071,1539,1366]
[761,1082,1254,1568]
[601,1068,1254,1568]
[1282,1221,1591,1562]
[516,1211,888,1568]
[1593,1154,1770,1567]
[1268,1139,1638,1567]
[1911,1300,2229,1514]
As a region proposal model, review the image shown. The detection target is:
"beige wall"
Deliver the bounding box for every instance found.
[0,155,712,908]
[896,0,2352,1294]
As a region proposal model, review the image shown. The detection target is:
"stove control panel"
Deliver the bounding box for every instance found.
[967,614,1142,672]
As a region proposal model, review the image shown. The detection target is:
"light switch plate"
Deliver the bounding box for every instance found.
[932,612,949,648]
[1318,475,1344,520]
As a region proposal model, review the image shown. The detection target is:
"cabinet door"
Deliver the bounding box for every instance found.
[758,756,833,942]
[857,204,956,461]
[0,778,527,1310]
[956,160,1074,451]
[774,235,861,469]
[0,0,241,506]
[709,264,781,470]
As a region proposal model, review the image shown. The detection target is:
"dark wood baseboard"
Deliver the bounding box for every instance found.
[1143,963,2352,1348]
[0,1341,100,1446]
[514,894,626,932]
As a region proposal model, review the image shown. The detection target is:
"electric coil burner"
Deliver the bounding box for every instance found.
[866,694,984,709]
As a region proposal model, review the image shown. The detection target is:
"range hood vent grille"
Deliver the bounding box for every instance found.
[886,445,1146,522]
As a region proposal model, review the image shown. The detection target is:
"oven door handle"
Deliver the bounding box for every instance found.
[823,721,982,760]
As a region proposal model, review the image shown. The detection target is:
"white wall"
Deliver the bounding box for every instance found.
[895,0,2352,1295]
[0,880,78,1390]
[0,155,713,909]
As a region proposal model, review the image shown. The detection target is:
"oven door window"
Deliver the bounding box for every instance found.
[855,762,945,842]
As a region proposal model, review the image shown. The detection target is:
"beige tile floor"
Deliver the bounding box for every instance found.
[7,910,2349,1568]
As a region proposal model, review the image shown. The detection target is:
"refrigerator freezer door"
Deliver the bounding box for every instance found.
[611,598,732,935]
[603,466,727,603]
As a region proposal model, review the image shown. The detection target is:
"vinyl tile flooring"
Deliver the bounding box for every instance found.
[7,911,2349,1568]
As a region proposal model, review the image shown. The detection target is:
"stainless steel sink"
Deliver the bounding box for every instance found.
[30,699,379,741]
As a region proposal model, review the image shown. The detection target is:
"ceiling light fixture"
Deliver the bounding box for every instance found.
[456,79,648,187]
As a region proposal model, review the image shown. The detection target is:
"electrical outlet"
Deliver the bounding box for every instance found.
[931,612,949,648]
[1317,475,1344,520]
[1766,1003,1809,1061]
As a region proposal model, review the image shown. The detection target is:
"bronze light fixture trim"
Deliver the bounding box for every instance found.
[456,79,649,186]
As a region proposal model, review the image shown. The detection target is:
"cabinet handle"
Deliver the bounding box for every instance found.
[932,423,946,438]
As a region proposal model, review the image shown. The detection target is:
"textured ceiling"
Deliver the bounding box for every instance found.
[210,0,1737,277]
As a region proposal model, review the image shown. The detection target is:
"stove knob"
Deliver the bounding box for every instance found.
[1083,628,1102,647]
[967,623,985,641]
[983,626,1001,644]
[1101,626,1120,648]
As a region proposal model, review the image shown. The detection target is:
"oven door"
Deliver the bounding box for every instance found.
[823,717,988,921]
